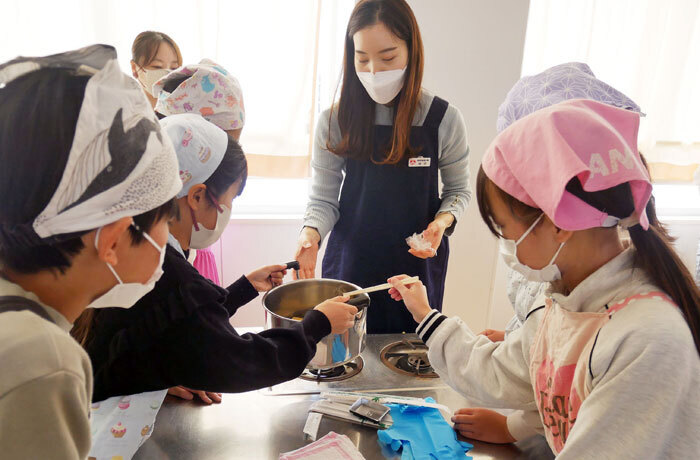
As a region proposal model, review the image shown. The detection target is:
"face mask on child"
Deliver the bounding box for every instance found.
[498,213,565,283]
[137,68,170,96]
[356,67,406,104]
[87,224,166,309]
[189,191,231,249]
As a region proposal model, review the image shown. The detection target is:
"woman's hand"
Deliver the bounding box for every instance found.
[410,213,454,259]
[314,296,358,334]
[167,386,222,405]
[452,408,516,444]
[245,264,288,292]
[294,227,321,279]
[388,275,432,323]
[479,329,506,342]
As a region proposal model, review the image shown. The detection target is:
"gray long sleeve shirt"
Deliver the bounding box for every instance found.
[303,90,471,240]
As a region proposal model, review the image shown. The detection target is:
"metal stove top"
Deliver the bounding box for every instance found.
[380,338,438,378]
[299,356,364,382]
[264,333,448,395]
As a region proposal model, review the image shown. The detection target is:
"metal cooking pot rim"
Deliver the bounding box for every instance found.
[262,278,367,321]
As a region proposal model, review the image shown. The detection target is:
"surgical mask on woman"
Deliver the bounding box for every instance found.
[498,213,565,283]
[87,224,166,309]
[356,67,406,104]
[137,68,170,96]
[189,191,231,249]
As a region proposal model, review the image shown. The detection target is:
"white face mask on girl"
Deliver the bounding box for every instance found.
[87,224,166,309]
[137,68,170,96]
[189,193,231,249]
[356,67,406,104]
[498,213,566,283]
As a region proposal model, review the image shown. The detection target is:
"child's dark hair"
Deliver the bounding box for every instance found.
[154,74,189,120]
[0,67,176,275]
[154,75,189,120]
[204,135,248,203]
[476,161,700,355]
[161,75,188,94]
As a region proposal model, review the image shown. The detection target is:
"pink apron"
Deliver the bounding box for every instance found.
[528,291,673,454]
[192,246,220,286]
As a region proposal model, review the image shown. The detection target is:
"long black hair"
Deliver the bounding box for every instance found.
[0,67,175,275]
[329,0,424,164]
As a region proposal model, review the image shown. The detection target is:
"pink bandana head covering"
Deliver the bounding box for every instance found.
[153,59,244,131]
[482,99,652,231]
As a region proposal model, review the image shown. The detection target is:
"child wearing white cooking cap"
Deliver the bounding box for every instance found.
[154,59,245,139]
[0,44,180,459]
[76,113,362,407]
[153,59,245,285]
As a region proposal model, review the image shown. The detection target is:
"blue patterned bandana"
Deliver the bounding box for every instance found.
[497,62,643,132]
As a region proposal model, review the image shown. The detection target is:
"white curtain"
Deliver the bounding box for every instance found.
[522,0,700,180]
[0,0,355,177]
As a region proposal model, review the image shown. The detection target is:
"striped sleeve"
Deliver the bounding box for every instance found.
[416,309,447,343]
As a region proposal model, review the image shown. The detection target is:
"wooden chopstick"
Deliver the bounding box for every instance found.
[344,276,420,297]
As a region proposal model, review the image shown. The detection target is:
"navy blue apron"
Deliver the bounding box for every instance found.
[322,96,450,334]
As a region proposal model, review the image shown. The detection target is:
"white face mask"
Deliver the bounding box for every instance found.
[498,213,566,283]
[137,68,170,96]
[87,225,166,309]
[190,197,231,249]
[356,67,406,104]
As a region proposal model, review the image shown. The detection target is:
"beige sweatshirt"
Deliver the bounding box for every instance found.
[0,277,93,459]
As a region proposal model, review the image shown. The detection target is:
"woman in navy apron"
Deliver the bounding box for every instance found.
[296,0,470,333]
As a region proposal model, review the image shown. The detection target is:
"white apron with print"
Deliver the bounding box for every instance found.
[528,291,674,454]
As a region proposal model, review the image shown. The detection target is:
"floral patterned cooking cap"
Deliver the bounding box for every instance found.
[154,59,244,131]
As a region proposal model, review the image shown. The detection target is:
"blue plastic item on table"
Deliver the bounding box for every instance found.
[377,398,473,459]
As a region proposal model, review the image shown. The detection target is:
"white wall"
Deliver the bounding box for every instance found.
[407,0,531,329]
[218,0,532,330]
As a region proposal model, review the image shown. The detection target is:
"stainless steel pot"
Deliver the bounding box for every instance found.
[263,279,369,370]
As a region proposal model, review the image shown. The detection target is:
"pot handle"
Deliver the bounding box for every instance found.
[345,295,369,313]
[284,260,300,279]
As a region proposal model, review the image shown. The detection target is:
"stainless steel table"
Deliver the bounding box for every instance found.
[133,391,553,459]
[133,332,554,459]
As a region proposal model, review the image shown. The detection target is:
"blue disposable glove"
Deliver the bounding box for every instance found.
[377,398,473,460]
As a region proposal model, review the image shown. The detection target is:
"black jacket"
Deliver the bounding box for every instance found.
[86,244,330,402]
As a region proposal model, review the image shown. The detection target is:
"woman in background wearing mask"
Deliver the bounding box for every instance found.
[295,0,470,334]
[73,115,358,404]
[0,45,180,459]
[130,31,182,108]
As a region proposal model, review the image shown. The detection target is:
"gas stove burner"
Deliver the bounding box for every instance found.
[298,356,364,382]
[380,339,438,378]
